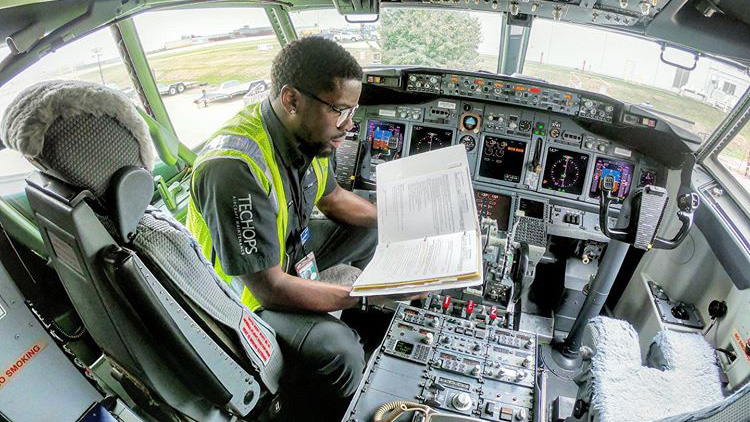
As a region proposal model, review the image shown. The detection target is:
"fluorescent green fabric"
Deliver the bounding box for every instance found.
[187,102,329,311]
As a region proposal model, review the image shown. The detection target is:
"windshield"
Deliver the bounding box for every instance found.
[290,8,502,73]
[522,19,750,143]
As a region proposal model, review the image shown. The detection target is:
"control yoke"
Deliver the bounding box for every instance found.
[598,175,699,250]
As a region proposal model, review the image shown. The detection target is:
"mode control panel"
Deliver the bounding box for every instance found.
[344,303,537,422]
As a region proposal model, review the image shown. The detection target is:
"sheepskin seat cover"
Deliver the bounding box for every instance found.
[582,317,723,422]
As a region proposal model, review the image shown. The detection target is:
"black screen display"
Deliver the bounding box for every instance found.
[394,341,414,355]
[475,191,512,231]
[541,147,590,195]
[409,125,454,155]
[478,136,527,183]
[518,198,545,219]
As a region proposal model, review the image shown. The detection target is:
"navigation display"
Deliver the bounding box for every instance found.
[368,120,406,162]
[589,157,635,200]
[409,125,454,155]
[542,147,590,195]
[475,191,512,231]
[478,136,527,183]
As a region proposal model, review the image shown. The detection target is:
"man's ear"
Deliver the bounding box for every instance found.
[280,85,301,115]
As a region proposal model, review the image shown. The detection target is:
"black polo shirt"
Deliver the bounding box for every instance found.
[193,99,337,276]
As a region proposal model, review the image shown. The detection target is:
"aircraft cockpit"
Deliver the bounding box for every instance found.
[0,1,750,422]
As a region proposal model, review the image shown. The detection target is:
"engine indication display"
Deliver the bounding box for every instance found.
[542,147,590,195]
[368,120,406,162]
[475,191,512,231]
[409,125,454,155]
[589,157,635,200]
[478,136,527,184]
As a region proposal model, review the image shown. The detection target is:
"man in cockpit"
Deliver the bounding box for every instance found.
[187,37,401,420]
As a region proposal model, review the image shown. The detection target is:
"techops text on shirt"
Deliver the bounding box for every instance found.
[234,195,258,255]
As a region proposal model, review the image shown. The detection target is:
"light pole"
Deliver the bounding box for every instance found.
[91,48,104,85]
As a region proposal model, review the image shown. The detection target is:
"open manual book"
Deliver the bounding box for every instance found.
[350,144,483,296]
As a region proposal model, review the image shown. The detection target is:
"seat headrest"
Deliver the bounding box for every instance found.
[1,80,154,197]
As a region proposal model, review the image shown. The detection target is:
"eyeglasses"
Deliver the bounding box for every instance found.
[296,87,359,127]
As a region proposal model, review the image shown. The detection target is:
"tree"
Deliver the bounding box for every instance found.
[379,9,482,70]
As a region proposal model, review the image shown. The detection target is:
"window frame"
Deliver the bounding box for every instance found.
[698,83,750,218]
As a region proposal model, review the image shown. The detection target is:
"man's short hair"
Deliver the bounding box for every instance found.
[271,37,363,98]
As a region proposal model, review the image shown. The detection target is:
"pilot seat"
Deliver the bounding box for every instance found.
[0,80,284,421]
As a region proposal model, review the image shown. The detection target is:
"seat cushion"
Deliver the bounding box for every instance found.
[584,317,723,422]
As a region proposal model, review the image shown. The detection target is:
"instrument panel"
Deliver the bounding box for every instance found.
[335,69,669,243]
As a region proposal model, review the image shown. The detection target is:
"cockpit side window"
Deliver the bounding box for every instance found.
[522,18,750,145]
[132,8,279,149]
[0,27,142,195]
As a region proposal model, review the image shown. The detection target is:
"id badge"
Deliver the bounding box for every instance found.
[294,251,320,281]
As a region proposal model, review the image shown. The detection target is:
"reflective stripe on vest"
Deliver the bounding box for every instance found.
[187,102,329,311]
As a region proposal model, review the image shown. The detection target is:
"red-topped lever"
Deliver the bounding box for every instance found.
[466,300,475,316]
[489,306,498,323]
[442,295,451,313]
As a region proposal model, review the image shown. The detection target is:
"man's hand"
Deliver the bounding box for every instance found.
[241,266,359,312]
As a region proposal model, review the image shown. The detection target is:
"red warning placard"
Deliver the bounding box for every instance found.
[240,312,273,365]
[733,330,750,363]
[0,339,48,390]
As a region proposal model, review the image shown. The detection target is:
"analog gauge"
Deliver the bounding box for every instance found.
[549,128,560,138]
[461,114,480,132]
[460,135,476,152]
[640,170,656,187]
[519,120,532,132]
[549,156,582,189]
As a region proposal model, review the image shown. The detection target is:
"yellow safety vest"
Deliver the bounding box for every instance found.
[187,102,329,311]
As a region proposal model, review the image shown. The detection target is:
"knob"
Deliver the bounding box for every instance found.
[522,355,533,367]
[509,122,518,129]
[497,367,505,376]
[399,111,407,118]
[516,370,526,380]
[516,408,528,421]
[471,365,480,376]
[412,113,420,120]
[584,141,593,148]
[452,392,473,411]
[597,144,606,152]
[440,336,451,345]
[473,343,481,351]
[525,339,534,349]
[422,332,434,345]
[429,317,439,327]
